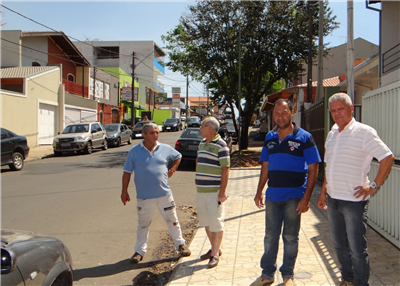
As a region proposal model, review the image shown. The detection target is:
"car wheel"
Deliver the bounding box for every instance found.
[54,151,62,157]
[128,136,132,144]
[85,141,93,154]
[102,139,108,150]
[116,138,121,147]
[9,152,24,171]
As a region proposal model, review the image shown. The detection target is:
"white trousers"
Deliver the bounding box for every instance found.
[135,194,185,256]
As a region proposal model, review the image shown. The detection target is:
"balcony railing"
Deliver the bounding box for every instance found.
[383,42,400,74]
[63,79,89,98]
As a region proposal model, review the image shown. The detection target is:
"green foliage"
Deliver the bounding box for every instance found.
[162,0,339,148]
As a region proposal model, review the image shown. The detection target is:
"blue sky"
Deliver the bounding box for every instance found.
[1,1,380,98]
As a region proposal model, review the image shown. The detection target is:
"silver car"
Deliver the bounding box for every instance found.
[1,229,73,286]
[53,122,108,156]
[104,124,132,147]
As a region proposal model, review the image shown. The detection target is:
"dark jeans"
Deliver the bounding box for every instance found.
[260,198,301,280]
[327,195,370,286]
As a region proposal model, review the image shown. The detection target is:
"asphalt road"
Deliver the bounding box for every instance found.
[1,130,197,285]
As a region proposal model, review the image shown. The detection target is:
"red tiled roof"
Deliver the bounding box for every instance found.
[297,76,340,87]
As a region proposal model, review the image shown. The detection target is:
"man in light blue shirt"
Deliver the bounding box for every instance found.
[121,123,191,263]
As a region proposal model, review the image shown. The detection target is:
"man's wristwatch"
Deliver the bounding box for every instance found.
[370,182,380,191]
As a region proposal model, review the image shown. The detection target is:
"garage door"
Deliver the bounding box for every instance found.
[38,103,56,145]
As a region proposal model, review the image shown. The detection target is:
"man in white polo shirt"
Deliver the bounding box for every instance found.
[317,93,394,286]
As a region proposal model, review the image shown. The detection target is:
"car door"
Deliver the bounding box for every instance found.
[1,128,14,165]
[120,125,127,142]
[90,124,100,147]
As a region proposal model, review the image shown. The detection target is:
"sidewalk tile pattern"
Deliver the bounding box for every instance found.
[168,169,400,286]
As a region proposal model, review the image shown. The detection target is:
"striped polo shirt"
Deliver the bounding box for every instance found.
[195,134,230,193]
[325,118,392,202]
[260,123,321,202]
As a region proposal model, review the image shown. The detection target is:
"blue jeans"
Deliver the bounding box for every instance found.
[327,195,369,286]
[260,198,301,280]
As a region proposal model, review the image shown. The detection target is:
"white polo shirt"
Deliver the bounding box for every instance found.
[325,118,392,201]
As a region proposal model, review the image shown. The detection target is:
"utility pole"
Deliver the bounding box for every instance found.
[238,23,242,154]
[347,0,355,103]
[316,1,324,101]
[131,52,135,127]
[307,0,315,103]
[186,75,189,125]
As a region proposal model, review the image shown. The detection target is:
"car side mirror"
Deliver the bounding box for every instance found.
[91,130,96,134]
[1,249,17,274]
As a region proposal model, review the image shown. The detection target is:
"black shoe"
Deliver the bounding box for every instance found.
[130,252,143,263]
[207,256,219,268]
[200,249,222,260]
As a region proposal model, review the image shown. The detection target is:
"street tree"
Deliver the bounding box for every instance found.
[162,0,339,149]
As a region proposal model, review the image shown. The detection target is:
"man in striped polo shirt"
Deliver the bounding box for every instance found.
[317,93,394,286]
[252,99,321,286]
[195,116,230,268]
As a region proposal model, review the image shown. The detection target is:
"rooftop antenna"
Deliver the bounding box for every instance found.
[0,6,7,29]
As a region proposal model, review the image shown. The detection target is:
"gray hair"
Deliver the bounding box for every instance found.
[203,116,219,132]
[328,93,353,107]
[142,122,158,134]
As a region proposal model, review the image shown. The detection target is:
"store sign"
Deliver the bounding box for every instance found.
[155,92,167,104]
[172,87,181,98]
[121,87,138,101]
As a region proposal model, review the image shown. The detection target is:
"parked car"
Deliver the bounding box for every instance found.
[175,128,204,161]
[121,117,143,127]
[187,116,201,128]
[162,118,183,132]
[131,121,156,139]
[52,122,108,156]
[221,118,238,144]
[175,127,232,162]
[218,126,233,153]
[104,123,132,147]
[1,128,30,171]
[181,115,186,122]
[1,229,73,285]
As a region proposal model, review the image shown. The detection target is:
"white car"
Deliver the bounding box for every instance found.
[53,122,108,156]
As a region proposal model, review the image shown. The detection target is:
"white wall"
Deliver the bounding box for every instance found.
[1,30,22,67]
[21,37,48,66]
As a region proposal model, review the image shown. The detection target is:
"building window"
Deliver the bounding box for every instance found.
[67,74,75,82]
[32,62,41,66]
[97,46,119,59]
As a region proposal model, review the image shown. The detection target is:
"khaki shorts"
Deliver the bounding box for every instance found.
[196,192,225,232]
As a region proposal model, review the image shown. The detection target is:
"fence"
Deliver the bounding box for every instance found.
[363,80,400,248]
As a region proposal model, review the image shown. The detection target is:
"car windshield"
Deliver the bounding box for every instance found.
[104,125,119,132]
[188,118,199,122]
[165,118,178,123]
[134,122,144,128]
[62,124,89,134]
[181,129,203,139]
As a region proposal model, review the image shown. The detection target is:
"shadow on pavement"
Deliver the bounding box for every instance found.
[73,257,179,281]
[67,151,129,169]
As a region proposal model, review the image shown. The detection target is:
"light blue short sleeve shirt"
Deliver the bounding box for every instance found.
[123,141,182,199]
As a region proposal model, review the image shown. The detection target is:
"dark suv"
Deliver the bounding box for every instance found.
[187,117,201,128]
[162,118,183,132]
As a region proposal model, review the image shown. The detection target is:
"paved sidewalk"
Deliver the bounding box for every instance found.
[167,168,400,286]
[25,145,54,162]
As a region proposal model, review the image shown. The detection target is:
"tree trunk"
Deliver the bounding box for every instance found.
[240,124,249,150]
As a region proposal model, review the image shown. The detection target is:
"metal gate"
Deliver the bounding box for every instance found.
[302,98,325,183]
